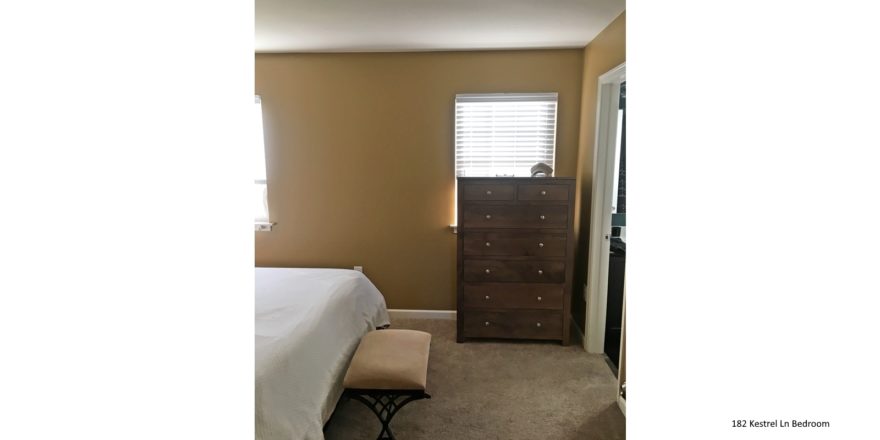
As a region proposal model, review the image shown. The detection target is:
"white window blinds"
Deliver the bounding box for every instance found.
[455,93,558,177]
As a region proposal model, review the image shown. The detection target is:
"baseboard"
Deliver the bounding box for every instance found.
[388,309,457,320]
[617,395,626,416]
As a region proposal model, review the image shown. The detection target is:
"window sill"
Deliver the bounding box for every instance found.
[255,222,274,232]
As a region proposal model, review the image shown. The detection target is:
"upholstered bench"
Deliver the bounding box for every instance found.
[342,329,432,440]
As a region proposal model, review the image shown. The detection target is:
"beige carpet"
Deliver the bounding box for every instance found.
[324,318,625,440]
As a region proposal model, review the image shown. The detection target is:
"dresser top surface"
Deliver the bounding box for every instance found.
[457,177,575,182]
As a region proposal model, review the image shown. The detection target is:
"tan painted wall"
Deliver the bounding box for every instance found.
[255,50,584,310]
[572,12,626,329]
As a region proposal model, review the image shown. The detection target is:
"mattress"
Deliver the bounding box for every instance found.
[255,268,390,440]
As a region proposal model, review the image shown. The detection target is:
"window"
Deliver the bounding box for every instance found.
[455,93,558,177]
[254,95,270,228]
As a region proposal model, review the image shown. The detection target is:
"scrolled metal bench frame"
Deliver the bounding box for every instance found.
[342,388,431,440]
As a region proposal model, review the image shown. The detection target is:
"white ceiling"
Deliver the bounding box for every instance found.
[256,0,625,53]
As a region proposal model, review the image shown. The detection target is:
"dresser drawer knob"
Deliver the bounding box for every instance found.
[486,190,493,195]
[485,295,490,300]
[537,296,542,301]
[536,322,542,328]
[540,190,547,196]
[484,321,490,327]
[538,242,544,248]
[539,215,546,220]
[485,214,492,220]
[485,269,491,274]
[485,241,491,247]
[537,269,543,275]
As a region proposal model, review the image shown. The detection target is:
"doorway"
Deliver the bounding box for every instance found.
[584,63,625,365]
[604,80,625,369]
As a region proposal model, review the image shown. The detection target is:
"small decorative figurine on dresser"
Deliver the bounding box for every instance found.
[530,162,553,177]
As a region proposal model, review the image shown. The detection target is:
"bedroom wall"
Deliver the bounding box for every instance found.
[572,12,626,330]
[255,49,584,310]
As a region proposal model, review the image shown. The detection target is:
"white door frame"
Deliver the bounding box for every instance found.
[585,62,625,353]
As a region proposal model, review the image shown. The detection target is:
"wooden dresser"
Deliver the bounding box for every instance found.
[456,177,575,345]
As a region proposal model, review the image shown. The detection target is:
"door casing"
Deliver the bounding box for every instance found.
[585,62,626,354]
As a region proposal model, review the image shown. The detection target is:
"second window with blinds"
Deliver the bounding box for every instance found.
[454,93,558,178]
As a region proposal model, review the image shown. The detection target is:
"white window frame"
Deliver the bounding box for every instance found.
[255,95,272,231]
[454,92,558,178]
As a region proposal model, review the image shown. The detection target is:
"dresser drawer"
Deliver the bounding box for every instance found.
[462,283,563,310]
[463,259,565,283]
[462,232,566,257]
[461,204,568,229]
[463,310,562,340]
[461,183,515,201]
[517,184,570,201]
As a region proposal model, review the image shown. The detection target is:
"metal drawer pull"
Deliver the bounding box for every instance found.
[484,321,490,326]
[485,214,492,220]
[485,242,491,247]
[484,269,491,274]
[537,296,542,301]
[539,215,546,220]
[538,242,544,248]
[485,295,490,300]
[540,190,547,196]
[536,322,542,328]
[537,269,544,275]
[486,190,492,195]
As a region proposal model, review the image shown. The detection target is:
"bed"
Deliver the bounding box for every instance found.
[255,268,391,440]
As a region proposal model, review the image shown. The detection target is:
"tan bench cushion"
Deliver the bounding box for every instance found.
[343,329,431,391]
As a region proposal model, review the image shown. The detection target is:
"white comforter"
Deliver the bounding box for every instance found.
[255,268,390,440]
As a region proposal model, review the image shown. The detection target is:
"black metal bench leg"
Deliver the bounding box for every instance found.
[345,390,431,440]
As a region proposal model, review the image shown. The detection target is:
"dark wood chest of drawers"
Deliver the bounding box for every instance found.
[456,177,575,345]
